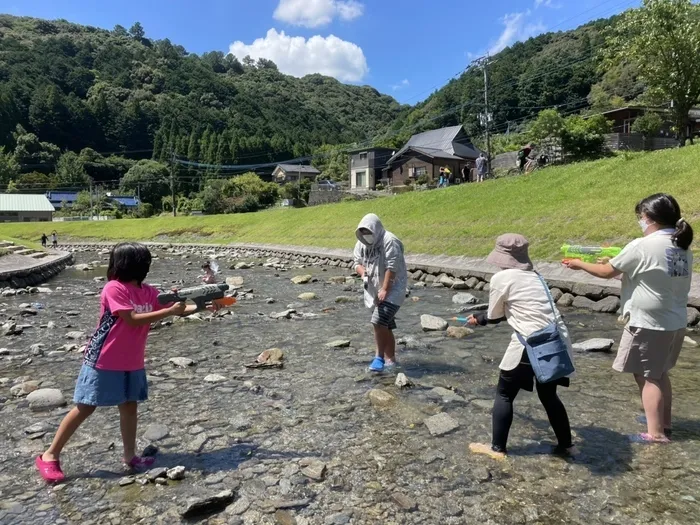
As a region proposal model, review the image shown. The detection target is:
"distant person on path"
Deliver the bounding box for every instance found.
[461,164,471,183]
[35,243,209,483]
[565,194,693,443]
[40,233,47,248]
[51,231,58,248]
[467,234,577,459]
[517,144,533,173]
[476,153,488,182]
[353,214,408,373]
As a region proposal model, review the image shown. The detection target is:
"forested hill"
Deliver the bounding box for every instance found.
[382,14,643,148]
[0,15,404,166]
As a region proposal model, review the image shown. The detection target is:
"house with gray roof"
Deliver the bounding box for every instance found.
[272,163,321,184]
[384,125,482,186]
[0,194,54,222]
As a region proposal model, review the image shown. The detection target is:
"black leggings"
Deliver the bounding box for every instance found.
[491,363,572,453]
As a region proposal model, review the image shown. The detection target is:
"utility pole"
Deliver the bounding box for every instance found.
[170,150,177,217]
[89,179,94,220]
[482,53,493,177]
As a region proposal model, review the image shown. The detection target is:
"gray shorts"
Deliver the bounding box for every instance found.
[371,302,400,330]
[614,326,685,379]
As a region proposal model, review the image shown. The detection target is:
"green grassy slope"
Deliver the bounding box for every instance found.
[3,147,700,264]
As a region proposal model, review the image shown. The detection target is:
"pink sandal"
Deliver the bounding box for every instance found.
[124,455,156,470]
[36,455,66,483]
[628,432,671,444]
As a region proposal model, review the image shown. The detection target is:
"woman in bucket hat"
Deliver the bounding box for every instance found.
[467,234,577,459]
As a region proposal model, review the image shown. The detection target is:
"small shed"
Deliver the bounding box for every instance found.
[0,194,55,222]
[272,164,321,183]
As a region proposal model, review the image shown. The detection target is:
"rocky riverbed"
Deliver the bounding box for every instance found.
[1,249,699,525]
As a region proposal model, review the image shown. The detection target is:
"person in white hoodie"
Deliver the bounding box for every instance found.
[353,214,408,372]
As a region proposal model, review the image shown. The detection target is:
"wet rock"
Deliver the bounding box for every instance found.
[73,264,93,271]
[298,292,317,301]
[446,326,474,339]
[367,389,396,408]
[549,288,564,302]
[143,444,159,457]
[557,293,575,307]
[430,387,465,403]
[65,331,85,340]
[424,412,460,436]
[143,423,170,441]
[334,296,360,304]
[11,380,41,397]
[235,262,252,270]
[687,307,700,327]
[58,344,78,352]
[26,388,66,411]
[452,293,478,305]
[590,296,621,313]
[471,399,493,410]
[391,492,418,512]
[20,357,32,366]
[29,343,45,356]
[439,275,455,287]
[395,373,413,388]
[24,421,54,434]
[266,298,276,304]
[204,373,227,383]
[291,275,313,285]
[119,476,135,486]
[167,466,186,480]
[227,495,251,515]
[572,338,614,353]
[226,276,245,287]
[326,339,351,348]
[273,499,311,510]
[300,459,326,481]
[257,348,284,363]
[325,513,352,525]
[572,296,595,310]
[271,309,296,320]
[421,315,448,332]
[683,336,698,347]
[2,322,22,336]
[146,467,168,482]
[421,449,446,464]
[450,279,468,290]
[275,509,297,525]
[180,489,236,519]
[169,357,196,367]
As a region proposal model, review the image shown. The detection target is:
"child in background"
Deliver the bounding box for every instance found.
[199,260,219,284]
[35,242,210,483]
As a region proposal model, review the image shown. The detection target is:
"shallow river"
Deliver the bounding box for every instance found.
[0,250,698,525]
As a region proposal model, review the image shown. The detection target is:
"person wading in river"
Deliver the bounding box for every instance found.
[353,214,408,373]
[565,193,693,443]
[467,234,577,459]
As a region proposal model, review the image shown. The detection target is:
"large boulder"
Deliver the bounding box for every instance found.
[26,388,66,411]
[452,293,478,305]
[687,307,700,327]
[291,275,313,285]
[557,293,575,307]
[572,338,614,353]
[421,315,448,332]
[446,326,474,339]
[368,389,396,408]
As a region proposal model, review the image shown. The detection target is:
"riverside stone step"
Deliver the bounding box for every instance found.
[29,252,48,259]
[14,249,35,256]
[5,245,24,253]
[0,241,14,248]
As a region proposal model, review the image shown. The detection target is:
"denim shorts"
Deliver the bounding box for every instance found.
[73,364,148,406]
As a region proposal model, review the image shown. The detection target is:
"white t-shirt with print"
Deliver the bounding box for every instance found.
[610,230,692,331]
[488,269,574,371]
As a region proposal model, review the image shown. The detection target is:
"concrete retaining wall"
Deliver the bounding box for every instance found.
[0,252,74,289]
[60,242,700,327]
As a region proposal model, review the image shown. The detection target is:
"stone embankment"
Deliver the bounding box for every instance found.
[62,241,700,327]
[0,241,74,290]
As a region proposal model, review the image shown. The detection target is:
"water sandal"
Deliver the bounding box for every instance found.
[124,455,156,470]
[628,433,671,444]
[36,455,65,483]
[368,357,385,372]
[468,443,506,461]
[635,415,672,438]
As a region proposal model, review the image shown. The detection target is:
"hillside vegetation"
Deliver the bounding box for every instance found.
[0,15,403,167]
[4,147,700,267]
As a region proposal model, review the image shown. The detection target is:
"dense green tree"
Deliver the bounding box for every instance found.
[16,172,56,192]
[605,0,700,145]
[632,112,664,138]
[119,159,170,206]
[129,22,145,40]
[0,148,20,187]
[55,151,91,189]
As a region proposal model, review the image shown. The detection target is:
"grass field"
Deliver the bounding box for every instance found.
[2,146,700,265]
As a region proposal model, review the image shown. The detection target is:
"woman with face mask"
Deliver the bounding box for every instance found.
[564,194,693,443]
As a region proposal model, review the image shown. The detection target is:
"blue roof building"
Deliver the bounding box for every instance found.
[45,192,141,209]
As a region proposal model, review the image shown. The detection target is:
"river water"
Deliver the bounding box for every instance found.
[0,250,698,525]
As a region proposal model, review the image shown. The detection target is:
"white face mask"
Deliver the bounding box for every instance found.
[639,219,651,233]
[363,234,375,245]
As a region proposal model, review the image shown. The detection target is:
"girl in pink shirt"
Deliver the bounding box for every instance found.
[36,242,205,483]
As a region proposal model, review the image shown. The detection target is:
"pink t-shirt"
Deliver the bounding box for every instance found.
[83,280,164,371]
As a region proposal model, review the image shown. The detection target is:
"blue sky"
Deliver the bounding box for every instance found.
[1,0,639,103]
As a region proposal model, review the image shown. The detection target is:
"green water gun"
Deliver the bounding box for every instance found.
[561,244,622,264]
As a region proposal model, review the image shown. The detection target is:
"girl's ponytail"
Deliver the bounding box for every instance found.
[673,217,694,251]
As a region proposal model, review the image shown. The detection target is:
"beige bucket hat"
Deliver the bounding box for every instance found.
[486,233,534,271]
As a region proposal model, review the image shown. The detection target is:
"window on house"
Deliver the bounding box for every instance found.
[359,152,368,161]
[356,171,366,187]
[411,166,427,177]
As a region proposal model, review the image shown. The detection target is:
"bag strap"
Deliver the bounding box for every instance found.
[535,272,557,322]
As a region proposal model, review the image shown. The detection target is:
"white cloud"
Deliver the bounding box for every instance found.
[535,0,561,8]
[391,79,410,91]
[488,11,546,55]
[229,29,369,83]
[274,0,364,28]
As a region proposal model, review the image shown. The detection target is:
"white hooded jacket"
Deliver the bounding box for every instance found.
[353,214,408,308]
